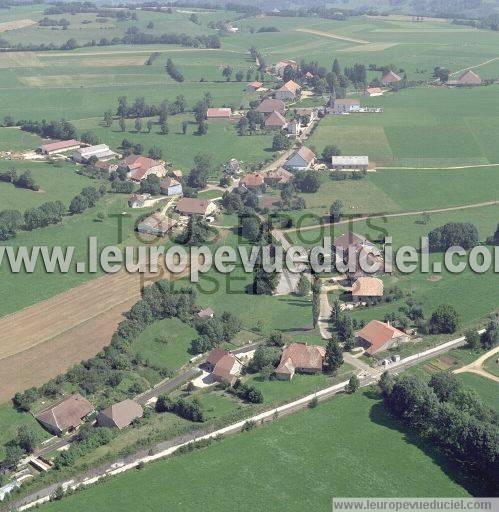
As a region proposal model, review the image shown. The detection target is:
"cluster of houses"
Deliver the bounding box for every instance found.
[35,393,143,437]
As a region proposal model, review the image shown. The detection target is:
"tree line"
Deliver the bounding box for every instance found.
[379,368,498,494]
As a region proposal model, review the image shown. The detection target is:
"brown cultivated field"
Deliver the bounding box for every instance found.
[0,19,36,32]
[0,265,190,403]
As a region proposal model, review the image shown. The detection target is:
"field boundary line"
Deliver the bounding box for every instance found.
[377,163,499,170]
[295,28,370,44]
[450,56,499,76]
[282,200,498,234]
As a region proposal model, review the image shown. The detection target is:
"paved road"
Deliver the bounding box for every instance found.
[7,329,478,511]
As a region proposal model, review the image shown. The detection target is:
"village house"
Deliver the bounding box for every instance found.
[274,80,301,101]
[97,399,143,429]
[287,119,301,138]
[225,158,240,175]
[172,169,183,180]
[176,197,217,217]
[38,139,82,156]
[381,70,402,86]
[35,393,94,436]
[240,172,265,191]
[255,98,286,115]
[364,87,384,97]
[293,107,317,123]
[447,69,482,86]
[264,111,288,130]
[94,160,118,174]
[284,146,316,171]
[128,193,151,208]
[333,231,383,279]
[331,155,369,171]
[275,343,326,381]
[246,81,263,93]
[333,98,360,113]
[356,320,409,355]
[351,277,384,302]
[119,154,166,182]
[206,107,232,121]
[264,167,293,187]
[273,59,298,77]
[160,177,183,196]
[137,213,176,237]
[204,348,241,386]
[72,144,118,163]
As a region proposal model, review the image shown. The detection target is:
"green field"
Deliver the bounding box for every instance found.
[287,204,499,329]
[132,317,198,372]
[308,87,499,168]
[42,391,469,512]
[0,161,96,211]
[455,373,499,413]
[483,353,499,378]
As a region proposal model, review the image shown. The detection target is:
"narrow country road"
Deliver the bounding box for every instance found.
[454,345,499,383]
[9,329,479,512]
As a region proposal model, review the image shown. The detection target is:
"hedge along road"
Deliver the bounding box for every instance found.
[10,328,479,512]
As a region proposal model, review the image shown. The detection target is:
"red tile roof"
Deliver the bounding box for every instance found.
[276,343,325,374]
[458,70,482,84]
[277,80,301,94]
[241,172,264,188]
[265,111,287,127]
[296,146,316,164]
[357,320,406,355]
[40,139,81,153]
[36,393,93,433]
[122,154,161,181]
[255,99,285,114]
[98,399,143,429]
[176,197,212,216]
[206,348,229,366]
[207,107,232,118]
[247,81,263,90]
[381,70,402,84]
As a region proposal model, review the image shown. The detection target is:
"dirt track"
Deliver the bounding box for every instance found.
[0,265,189,403]
[295,28,370,44]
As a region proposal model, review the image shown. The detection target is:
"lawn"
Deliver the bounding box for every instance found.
[308,87,499,167]
[483,353,499,378]
[73,115,275,174]
[42,391,468,512]
[0,192,151,316]
[455,373,499,413]
[0,403,50,461]
[286,204,499,329]
[0,160,96,211]
[132,317,198,372]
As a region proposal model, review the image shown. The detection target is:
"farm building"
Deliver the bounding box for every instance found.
[255,99,286,115]
[356,320,409,355]
[264,111,288,129]
[331,156,369,171]
[160,177,183,196]
[35,393,94,436]
[246,81,263,93]
[264,167,293,186]
[128,193,151,208]
[381,70,402,85]
[206,107,232,120]
[176,198,217,217]
[364,87,384,97]
[351,277,384,301]
[284,146,316,171]
[447,70,482,86]
[72,144,117,163]
[275,343,326,381]
[332,98,360,113]
[38,139,82,155]
[172,169,183,179]
[120,155,166,182]
[274,80,301,101]
[137,213,176,237]
[240,172,265,190]
[333,231,383,278]
[204,349,240,386]
[97,399,143,429]
[273,59,298,77]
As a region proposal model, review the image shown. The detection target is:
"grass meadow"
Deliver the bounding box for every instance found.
[42,391,469,512]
